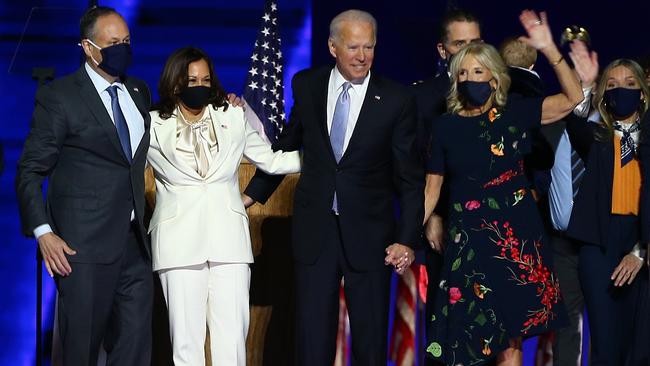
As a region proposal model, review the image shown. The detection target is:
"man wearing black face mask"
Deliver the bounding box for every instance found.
[16,6,152,366]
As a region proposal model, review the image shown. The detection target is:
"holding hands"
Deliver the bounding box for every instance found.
[385,243,414,275]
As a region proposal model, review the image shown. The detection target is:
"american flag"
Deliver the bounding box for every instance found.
[243,0,286,143]
[390,264,428,366]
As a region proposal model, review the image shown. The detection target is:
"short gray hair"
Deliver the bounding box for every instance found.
[329,9,377,42]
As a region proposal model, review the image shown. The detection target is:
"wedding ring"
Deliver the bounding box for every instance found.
[534,19,542,25]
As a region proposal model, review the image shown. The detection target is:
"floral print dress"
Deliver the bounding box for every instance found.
[426,97,565,365]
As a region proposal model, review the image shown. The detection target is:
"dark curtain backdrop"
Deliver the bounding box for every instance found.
[311,0,650,91]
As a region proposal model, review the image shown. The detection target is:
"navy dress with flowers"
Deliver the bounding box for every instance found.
[426,97,565,365]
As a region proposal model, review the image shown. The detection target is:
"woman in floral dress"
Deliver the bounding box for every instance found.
[423,10,584,366]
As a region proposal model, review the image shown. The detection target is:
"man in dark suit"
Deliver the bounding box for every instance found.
[243,9,423,365]
[535,41,598,366]
[15,6,152,365]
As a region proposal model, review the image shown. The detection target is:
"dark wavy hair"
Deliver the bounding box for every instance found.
[153,47,228,119]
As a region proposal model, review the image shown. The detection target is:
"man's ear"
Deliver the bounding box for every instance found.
[437,43,446,59]
[328,38,337,59]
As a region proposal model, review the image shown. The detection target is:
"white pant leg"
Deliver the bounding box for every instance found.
[159,263,209,366]
[206,262,250,366]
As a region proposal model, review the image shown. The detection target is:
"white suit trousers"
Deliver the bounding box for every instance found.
[159,262,250,366]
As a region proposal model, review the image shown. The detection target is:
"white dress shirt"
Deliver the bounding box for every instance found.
[326,67,370,152]
[33,62,145,238]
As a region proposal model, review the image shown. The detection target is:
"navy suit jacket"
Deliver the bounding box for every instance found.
[566,113,649,250]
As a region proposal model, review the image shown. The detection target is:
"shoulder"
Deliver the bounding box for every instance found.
[292,66,330,84]
[371,74,413,104]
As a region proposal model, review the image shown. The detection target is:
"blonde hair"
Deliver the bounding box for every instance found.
[499,37,537,68]
[593,59,649,141]
[447,43,510,114]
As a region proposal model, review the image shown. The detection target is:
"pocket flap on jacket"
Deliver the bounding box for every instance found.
[148,199,177,233]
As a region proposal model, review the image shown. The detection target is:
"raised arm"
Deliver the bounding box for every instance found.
[519,10,583,124]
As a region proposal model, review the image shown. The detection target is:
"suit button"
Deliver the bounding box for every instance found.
[336,168,341,173]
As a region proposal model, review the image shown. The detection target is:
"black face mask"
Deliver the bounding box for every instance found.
[458,80,493,107]
[178,86,211,110]
[604,87,642,118]
[88,40,132,77]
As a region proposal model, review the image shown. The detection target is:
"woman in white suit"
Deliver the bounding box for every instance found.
[147,47,300,365]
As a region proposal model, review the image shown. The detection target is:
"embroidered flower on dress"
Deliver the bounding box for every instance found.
[488,107,502,123]
[449,287,463,304]
[490,136,505,156]
[465,200,481,210]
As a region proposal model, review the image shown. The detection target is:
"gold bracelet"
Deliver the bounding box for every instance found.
[550,55,564,67]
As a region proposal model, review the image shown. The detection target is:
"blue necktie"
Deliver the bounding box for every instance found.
[330,82,351,212]
[571,148,585,198]
[106,85,132,163]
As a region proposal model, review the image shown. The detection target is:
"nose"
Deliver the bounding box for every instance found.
[357,49,366,62]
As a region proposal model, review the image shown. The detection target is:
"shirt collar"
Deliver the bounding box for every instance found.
[511,65,540,79]
[84,62,125,94]
[332,66,371,93]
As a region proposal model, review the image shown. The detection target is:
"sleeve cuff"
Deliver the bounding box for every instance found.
[33,224,53,239]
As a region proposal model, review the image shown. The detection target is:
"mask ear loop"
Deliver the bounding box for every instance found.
[78,39,102,66]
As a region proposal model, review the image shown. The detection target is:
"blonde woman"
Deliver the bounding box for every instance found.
[423,10,584,366]
[566,58,650,365]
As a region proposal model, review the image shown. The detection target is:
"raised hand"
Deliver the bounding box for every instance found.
[519,10,553,51]
[568,40,599,87]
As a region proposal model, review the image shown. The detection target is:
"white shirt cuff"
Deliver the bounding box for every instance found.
[33,224,53,239]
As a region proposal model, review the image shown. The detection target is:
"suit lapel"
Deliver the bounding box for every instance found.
[205,106,232,177]
[124,78,150,160]
[75,67,128,163]
[153,114,203,180]
[340,74,381,164]
[312,69,335,161]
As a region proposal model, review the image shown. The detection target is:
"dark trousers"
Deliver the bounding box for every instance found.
[578,215,640,366]
[294,213,391,366]
[550,232,585,366]
[55,225,153,366]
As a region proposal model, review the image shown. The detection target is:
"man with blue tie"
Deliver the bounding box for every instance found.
[244,9,424,365]
[15,6,152,366]
[538,44,598,366]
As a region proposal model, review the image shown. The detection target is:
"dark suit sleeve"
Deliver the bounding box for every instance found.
[565,113,594,162]
[244,76,304,203]
[640,115,650,243]
[392,95,425,248]
[15,85,67,236]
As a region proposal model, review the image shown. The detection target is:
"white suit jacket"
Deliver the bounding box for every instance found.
[147,104,300,271]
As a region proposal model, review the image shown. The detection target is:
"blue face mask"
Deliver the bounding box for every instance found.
[604,87,641,118]
[458,80,493,107]
[87,39,132,77]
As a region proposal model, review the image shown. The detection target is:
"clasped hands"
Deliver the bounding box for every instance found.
[385,243,414,275]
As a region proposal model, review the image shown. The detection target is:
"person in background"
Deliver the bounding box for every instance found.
[424,10,584,365]
[566,58,649,366]
[15,6,153,365]
[146,46,300,365]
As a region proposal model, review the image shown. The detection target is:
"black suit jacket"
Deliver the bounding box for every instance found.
[245,66,424,271]
[565,114,647,251]
[412,73,450,159]
[640,120,650,243]
[16,66,152,263]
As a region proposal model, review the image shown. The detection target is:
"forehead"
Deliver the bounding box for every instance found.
[607,65,635,79]
[337,20,375,43]
[460,54,484,69]
[446,21,480,41]
[188,59,210,75]
[94,13,129,40]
